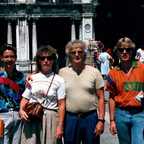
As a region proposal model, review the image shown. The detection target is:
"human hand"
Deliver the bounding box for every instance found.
[109,121,117,136]
[25,74,33,89]
[94,121,104,137]
[19,109,30,122]
[55,124,64,141]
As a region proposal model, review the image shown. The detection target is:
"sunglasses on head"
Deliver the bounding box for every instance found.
[70,51,83,55]
[39,56,53,61]
[117,48,133,53]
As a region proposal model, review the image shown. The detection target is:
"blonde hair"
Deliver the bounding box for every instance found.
[114,37,135,52]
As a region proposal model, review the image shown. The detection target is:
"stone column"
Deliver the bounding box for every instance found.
[71,20,76,41]
[7,20,12,44]
[16,19,20,70]
[32,19,37,60]
[79,20,83,40]
[32,19,37,72]
[16,19,20,60]
[26,20,30,60]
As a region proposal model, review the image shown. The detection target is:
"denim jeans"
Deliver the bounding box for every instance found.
[0,111,23,144]
[64,112,99,144]
[115,107,144,144]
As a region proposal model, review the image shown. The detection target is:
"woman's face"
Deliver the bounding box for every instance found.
[39,52,54,74]
[117,45,133,62]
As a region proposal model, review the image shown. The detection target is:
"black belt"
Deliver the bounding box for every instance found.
[66,110,96,118]
[0,108,19,113]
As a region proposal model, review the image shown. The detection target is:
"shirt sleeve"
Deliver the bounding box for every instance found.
[22,80,32,99]
[57,81,66,100]
[108,54,110,59]
[22,88,31,100]
[105,70,117,96]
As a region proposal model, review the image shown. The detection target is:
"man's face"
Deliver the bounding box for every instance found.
[117,46,133,62]
[69,47,84,65]
[2,50,16,69]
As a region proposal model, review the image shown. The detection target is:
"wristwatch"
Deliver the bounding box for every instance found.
[98,119,105,123]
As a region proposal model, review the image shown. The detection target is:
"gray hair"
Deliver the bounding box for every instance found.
[65,39,87,63]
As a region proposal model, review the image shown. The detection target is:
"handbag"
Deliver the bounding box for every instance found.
[25,74,55,122]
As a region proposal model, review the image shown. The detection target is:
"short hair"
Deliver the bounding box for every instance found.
[102,47,107,52]
[65,39,87,63]
[114,37,135,52]
[1,44,17,57]
[35,45,58,73]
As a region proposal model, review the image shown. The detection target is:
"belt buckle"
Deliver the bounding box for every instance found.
[78,113,85,118]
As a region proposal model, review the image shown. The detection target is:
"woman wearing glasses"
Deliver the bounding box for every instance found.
[19,45,66,144]
[106,37,144,144]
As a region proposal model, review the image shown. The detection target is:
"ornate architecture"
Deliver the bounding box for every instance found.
[0,0,99,73]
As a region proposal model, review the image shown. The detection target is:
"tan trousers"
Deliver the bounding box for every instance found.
[42,109,62,144]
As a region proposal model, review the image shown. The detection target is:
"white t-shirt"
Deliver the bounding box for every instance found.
[139,50,144,63]
[22,72,66,110]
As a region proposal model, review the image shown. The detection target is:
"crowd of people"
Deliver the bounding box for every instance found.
[0,37,143,144]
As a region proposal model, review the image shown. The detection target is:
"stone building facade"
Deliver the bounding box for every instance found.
[0,0,98,73]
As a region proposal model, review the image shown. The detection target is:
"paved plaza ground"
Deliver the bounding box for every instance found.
[100,80,119,144]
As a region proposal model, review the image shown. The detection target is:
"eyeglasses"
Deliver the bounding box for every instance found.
[117,48,133,53]
[39,56,53,61]
[70,51,83,55]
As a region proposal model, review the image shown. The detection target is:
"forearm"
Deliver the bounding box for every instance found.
[20,97,29,111]
[98,97,105,119]
[109,95,115,121]
[58,99,66,125]
[97,88,105,119]
[19,97,30,121]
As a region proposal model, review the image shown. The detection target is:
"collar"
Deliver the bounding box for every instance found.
[0,67,23,81]
[117,60,137,70]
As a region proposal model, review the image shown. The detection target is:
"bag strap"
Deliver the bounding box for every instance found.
[41,74,55,104]
[45,74,55,98]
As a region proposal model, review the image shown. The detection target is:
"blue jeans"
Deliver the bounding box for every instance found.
[0,111,23,144]
[115,107,144,144]
[64,112,99,144]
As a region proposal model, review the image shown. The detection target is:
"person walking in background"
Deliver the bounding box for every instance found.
[20,45,66,144]
[0,44,25,144]
[135,47,142,60]
[98,47,110,79]
[138,46,144,63]
[106,37,144,144]
[59,40,105,144]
